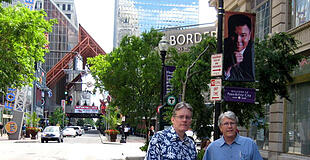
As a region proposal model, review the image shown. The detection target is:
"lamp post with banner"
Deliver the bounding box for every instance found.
[158,36,169,131]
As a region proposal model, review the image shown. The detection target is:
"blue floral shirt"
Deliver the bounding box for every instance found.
[145,126,197,160]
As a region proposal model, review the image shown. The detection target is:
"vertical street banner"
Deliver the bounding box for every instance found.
[223,11,256,82]
[5,88,16,110]
[164,66,176,96]
[210,79,222,101]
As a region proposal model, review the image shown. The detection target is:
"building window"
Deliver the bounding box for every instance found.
[255,0,270,40]
[291,0,310,28]
[68,4,71,11]
[62,4,66,10]
[248,105,269,150]
[66,14,71,19]
[286,82,310,155]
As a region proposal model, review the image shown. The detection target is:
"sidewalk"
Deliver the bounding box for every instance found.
[99,134,146,160]
[0,133,40,143]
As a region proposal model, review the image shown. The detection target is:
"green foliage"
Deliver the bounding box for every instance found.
[0,4,56,93]
[140,141,149,152]
[25,111,40,127]
[0,0,12,3]
[169,36,217,139]
[84,118,95,126]
[77,119,84,126]
[170,33,304,139]
[101,105,121,130]
[88,29,164,138]
[49,107,67,128]
[197,149,205,160]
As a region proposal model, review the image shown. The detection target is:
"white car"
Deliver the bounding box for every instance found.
[68,126,83,136]
[63,127,76,137]
[41,126,64,143]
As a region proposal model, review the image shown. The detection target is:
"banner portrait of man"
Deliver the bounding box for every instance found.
[223,11,256,82]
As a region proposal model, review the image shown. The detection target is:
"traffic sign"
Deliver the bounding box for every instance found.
[61,99,66,110]
[211,54,223,76]
[167,95,177,106]
[210,79,222,101]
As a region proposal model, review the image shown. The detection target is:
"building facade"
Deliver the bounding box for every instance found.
[162,25,217,52]
[113,0,199,48]
[209,0,310,159]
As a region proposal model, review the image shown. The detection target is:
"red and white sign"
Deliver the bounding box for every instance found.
[211,54,223,76]
[210,79,222,101]
[74,106,99,113]
[61,99,66,111]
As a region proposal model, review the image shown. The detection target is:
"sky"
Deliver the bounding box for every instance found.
[75,0,217,54]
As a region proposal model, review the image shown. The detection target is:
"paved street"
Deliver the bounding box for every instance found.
[0,131,146,160]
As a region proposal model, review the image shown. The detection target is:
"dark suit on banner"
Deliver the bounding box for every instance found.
[224,39,255,81]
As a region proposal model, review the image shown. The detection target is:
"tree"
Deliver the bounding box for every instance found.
[0,4,56,93]
[25,112,41,127]
[49,107,67,127]
[0,0,12,3]
[170,33,304,139]
[101,105,121,130]
[88,29,164,141]
[77,119,85,126]
[84,118,95,127]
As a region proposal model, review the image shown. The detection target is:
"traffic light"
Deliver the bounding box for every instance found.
[67,95,72,105]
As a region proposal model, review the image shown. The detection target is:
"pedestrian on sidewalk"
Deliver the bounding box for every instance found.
[203,111,262,160]
[145,102,196,160]
[124,125,130,140]
[148,125,155,141]
[21,124,26,139]
[0,122,3,137]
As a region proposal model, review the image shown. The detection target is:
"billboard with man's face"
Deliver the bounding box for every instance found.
[223,11,256,82]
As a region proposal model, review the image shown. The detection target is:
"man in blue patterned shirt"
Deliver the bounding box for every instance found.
[145,102,197,160]
[203,111,263,160]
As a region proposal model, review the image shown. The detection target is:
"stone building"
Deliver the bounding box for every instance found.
[209,0,310,159]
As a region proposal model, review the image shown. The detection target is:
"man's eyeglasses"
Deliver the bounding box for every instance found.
[174,115,192,120]
[222,122,236,126]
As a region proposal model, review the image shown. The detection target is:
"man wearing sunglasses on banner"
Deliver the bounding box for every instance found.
[145,102,197,160]
[203,111,262,160]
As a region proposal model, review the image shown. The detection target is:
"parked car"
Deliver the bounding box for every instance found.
[41,126,63,143]
[68,126,83,136]
[84,124,92,131]
[63,127,76,137]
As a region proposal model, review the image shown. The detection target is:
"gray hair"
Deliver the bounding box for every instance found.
[172,102,193,116]
[218,111,238,126]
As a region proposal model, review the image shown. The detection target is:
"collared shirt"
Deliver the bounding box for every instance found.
[203,134,263,160]
[145,126,197,160]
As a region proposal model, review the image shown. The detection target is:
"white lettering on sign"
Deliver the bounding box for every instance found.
[177,34,186,45]
[170,32,204,46]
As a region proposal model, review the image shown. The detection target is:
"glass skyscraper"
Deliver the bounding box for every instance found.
[113,0,199,48]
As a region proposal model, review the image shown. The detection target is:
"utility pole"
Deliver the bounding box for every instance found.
[214,0,224,140]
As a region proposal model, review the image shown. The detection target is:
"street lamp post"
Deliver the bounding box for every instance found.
[158,36,169,131]
[214,0,224,140]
